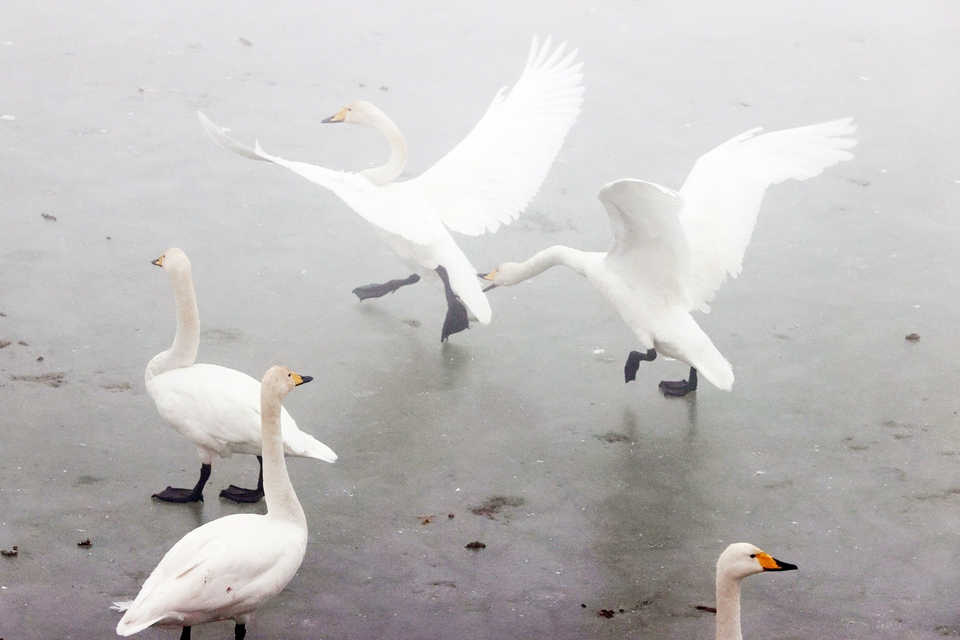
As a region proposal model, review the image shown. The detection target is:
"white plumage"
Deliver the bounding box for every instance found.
[198,35,584,341]
[484,118,857,395]
[146,247,336,504]
[116,366,314,638]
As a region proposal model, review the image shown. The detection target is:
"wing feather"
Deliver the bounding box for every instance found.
[678,117,857,312]
[412,35,585,235]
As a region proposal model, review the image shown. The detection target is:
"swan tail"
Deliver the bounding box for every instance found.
[654,310,734,391]
[111,600,133,612]
[116,609,166,636]
[690,346,734,392]
[296,433,338,463]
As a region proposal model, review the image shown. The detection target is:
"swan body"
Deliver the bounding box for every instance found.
[147,247,336,503]
[485,118,857,395]
[198,35,584,341]
[714,543,797,640]
[116,366,313,638]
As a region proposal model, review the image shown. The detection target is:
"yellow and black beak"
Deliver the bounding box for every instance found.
[292,373,313,386]
[321,107,348,124]
[152,255,164,267]
[756,552,797,572]
[479,269,498,292]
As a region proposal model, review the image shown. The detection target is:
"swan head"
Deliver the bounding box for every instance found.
[717,543,797,582]
[152,247,191,276]
[322,101,390,127]
[480,263,526,290]
[262,365,313,399]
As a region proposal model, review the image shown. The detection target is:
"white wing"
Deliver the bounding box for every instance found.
[598,179,691,307]
[197,111,444,246]
[150,364,336,462]
[411,35,584,235]
[678,117,857,312]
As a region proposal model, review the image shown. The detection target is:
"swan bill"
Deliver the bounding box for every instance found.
[321,107,348,124]
[480,269,498,281]
[292,373,313,386]
[756,552,797,572]
[152,256,164,267]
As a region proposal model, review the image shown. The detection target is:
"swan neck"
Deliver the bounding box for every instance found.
[522,246,591,280]
[359,111,407,185]
[716,573,743,640]
[146,266,200,381]
[261,386,306,527]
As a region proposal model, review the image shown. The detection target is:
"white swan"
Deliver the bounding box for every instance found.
[116,365,314,639]
[483,118,857,395]
[146,247,336,504]
[197,35,584,341]
[714,543,797,640]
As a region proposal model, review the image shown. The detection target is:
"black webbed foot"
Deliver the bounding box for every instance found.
[436,265,470,342]
[219,485,265,504]
[218,456,264,504]
[353,274,421,300]
[658,367,698,397]
[152,463,211,503]
[180,626,192,640]
[152,486,204,503]
[624,349,657,383]
[235,623,246,640]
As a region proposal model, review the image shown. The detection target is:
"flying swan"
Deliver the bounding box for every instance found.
[483,118,857,395]
[197,35,584,341]
[146,247,336,504]
[116,365,315,639]
[713,542,797,640]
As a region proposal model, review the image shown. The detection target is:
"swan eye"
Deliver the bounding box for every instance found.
[750,554,756,558]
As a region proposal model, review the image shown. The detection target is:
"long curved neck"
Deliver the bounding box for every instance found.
[261,387,306,527]
[360,110,407,185]
[517,245,595,281]
[146,267,200,381]
[716,573,743,640]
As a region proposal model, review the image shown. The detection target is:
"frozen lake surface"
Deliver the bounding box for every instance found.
[1,1,959,638]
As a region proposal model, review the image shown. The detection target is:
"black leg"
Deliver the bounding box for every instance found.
[436,265,470,342]
[353,274,421,300]
[658,367,698,397]
[624,349,657,383]
[180,626,191,640]
[152,463,211,503]
[220,456,265,504]
[235,623,246,640]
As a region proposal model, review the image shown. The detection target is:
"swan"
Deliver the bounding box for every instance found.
[116,365,314,639]
[197,35,584,342]
[714,542,797,640]
[483,118,857,395]
[146,247,336,504]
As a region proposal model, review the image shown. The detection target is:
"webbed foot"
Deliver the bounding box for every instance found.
[353,274,421,300]
[658,367,698,397]
[437,265,469,342]
[152,463,211,503]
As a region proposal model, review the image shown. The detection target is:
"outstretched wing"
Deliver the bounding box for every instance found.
[411,35,584,235]
[678,117,857,312]
[599,179,691,308]
[197,111,444,245]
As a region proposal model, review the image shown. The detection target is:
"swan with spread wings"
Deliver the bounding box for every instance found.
[199,36,583,341]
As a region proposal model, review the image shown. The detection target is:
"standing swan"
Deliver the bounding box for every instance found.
[146,248,336,503]
[116,366,315,639]
[197,35,584,341]
[483,118,857,395]
[714,543,797,640]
